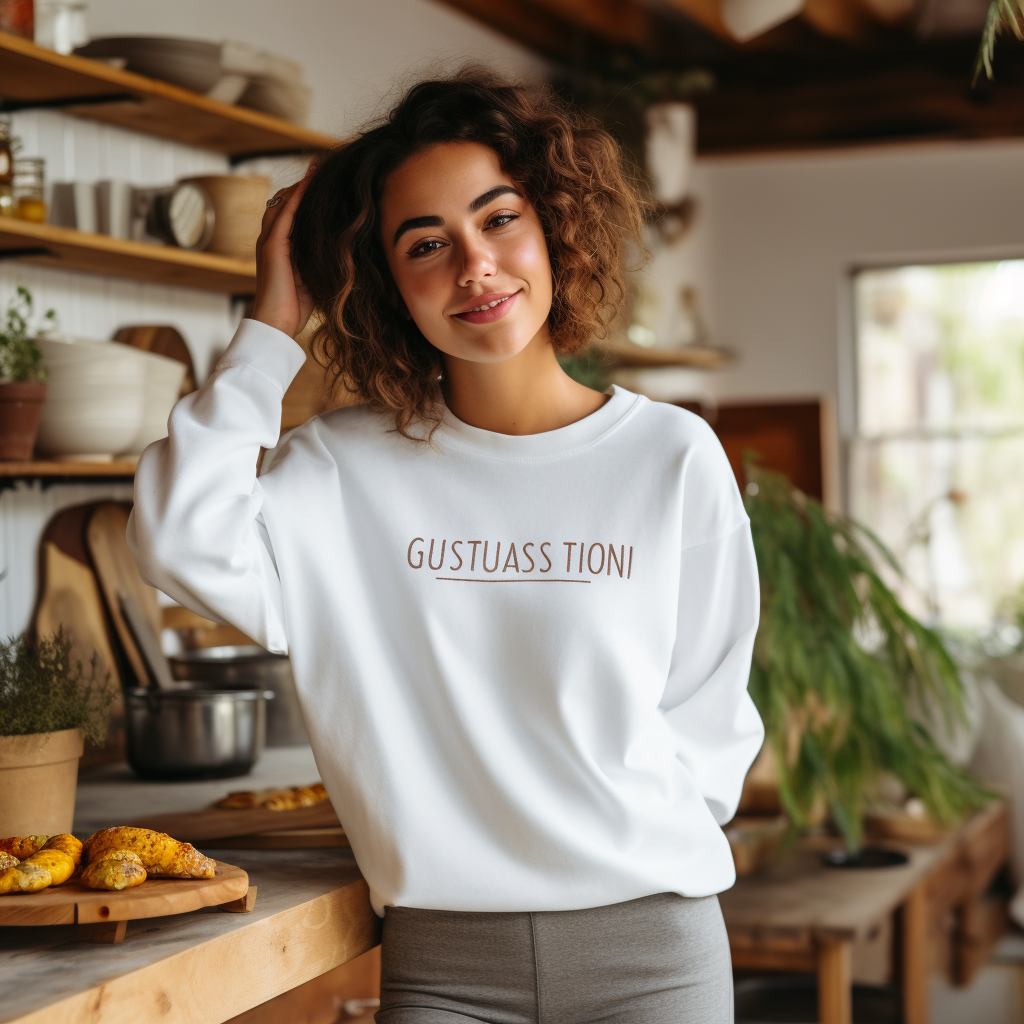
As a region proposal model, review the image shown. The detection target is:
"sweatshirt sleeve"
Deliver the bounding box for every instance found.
[658,425,764,826]
[126,319,307,655]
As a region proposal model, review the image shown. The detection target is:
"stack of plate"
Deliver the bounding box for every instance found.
[74,36,312,122]
[73,37,249,103]
[36,335,187,460]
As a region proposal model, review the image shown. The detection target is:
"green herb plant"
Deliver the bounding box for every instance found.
[0,286,54,384]
[0,628,114,744]
[745,461,991,851]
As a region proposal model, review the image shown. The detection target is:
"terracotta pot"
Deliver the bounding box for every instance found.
[0,728,84,835]
[179,175,270,259]
[0,380,47,460]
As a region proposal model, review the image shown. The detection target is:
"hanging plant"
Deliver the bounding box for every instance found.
[745,461,991,851]
[974,0,1024,83]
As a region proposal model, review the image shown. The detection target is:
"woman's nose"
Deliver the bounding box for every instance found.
[456,238,497,287]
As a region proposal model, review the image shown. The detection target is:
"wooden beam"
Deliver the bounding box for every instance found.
[435,0,709,62]
[660,0,732,39]
[434,0,579,62]
[694,59,1024,153]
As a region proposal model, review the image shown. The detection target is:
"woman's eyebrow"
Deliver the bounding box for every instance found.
[469,184,522,212]
[392,186,522,247]
[393,215,443,247]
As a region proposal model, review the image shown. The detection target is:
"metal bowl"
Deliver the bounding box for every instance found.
[125,683,268,780]
[168,645,308,747]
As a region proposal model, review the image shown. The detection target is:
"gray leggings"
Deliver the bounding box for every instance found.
[376,892,733,1023]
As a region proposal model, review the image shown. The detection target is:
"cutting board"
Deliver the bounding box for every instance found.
[86,501,162,687]
[130,802,342,843]
[0,861,250,935]
[113,324,197,397]
[33,503,122,691]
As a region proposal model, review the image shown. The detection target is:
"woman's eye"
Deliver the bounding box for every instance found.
[408,239,446,257]
[487,212,518,229]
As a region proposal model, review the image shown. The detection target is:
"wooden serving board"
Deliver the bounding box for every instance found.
[130,801,342,843]
[0,860,249,928]
[205,826,349,849]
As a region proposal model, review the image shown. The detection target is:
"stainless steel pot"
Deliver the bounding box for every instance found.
[168,646,308,747]
[125,683,269,780]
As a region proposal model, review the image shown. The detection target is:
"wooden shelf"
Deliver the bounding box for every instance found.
[597,341,733,370]
[0,217,257,292]
[0,30,337,159]
[0,459,136,479]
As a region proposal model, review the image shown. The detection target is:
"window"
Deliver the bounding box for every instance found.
[850,260,1024,630]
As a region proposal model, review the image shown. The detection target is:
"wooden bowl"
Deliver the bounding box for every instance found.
[179,175,269,260]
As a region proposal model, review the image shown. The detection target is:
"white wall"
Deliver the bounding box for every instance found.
[0,0,544,637]
[687,139,1024,441]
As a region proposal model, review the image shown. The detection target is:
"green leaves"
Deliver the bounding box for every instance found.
[746,461,991,851]
[0,628,115,744]
[0,286,53,384]
[974,0,1024,85]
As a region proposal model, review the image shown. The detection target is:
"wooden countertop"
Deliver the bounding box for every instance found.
[0,748,379,1024]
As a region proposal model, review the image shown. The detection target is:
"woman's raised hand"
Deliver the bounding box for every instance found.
[251,165,316,339]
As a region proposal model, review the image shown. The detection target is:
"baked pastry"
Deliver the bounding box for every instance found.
[0,834,83,895]
[215,782,328,811]
[84,827,215,879]
[0,836,49,859]
[81,849,147,891]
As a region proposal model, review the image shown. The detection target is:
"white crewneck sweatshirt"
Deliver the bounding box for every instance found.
[128,318,764,916]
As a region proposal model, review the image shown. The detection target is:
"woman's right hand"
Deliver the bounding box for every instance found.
[251,165,316,339]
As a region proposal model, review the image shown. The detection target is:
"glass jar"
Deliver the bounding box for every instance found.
[35,2,88,55]
[13,158,46,223]
[0,117,13,218]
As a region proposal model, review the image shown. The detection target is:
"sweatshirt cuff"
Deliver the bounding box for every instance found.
[217,318,308,392]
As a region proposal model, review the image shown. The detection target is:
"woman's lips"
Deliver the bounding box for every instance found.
[451,292,519,324]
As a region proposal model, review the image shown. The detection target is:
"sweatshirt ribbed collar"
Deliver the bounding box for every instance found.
[433,385,643,461]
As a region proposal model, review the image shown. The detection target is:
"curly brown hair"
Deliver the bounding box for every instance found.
[290,69,647,437]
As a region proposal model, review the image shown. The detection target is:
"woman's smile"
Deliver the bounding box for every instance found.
[451,290,520,323]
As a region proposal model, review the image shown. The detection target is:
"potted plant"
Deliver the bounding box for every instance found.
[745,461,991,852]
[0,628,114,836]
[0,285,53,460]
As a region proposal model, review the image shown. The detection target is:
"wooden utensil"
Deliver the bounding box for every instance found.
[129,802,342,843]
[85,501,161,688]
[118,589,176,690]
[0,860,252,943]
[113,324,196,396]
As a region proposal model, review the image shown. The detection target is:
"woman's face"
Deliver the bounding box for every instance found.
[380,141,553,364]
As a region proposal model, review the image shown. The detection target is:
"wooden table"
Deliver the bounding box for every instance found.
[720,802,1009,1024]
[0,748,380,1024]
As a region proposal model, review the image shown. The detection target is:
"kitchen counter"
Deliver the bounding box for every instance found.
[0,748,379,1024]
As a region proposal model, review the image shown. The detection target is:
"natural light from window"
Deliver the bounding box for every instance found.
[851,260,1024,632]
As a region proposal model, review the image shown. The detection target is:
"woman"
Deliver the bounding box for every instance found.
[128,72,763,1023]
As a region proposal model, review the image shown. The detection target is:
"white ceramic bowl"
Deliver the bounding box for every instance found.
[36,337,144,458]
[124,347,187,454]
